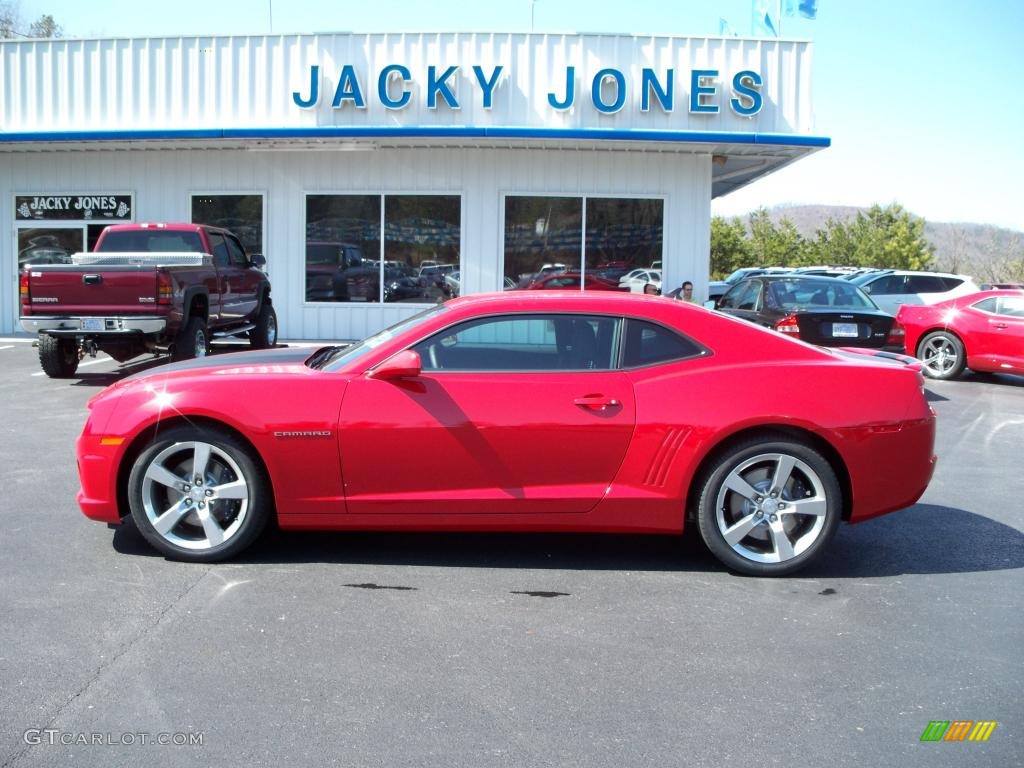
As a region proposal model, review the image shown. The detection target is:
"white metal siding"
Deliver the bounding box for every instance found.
[3,147,709,338]
[1,33,814,135]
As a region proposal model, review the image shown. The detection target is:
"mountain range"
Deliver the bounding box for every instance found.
[749,205,1024,282]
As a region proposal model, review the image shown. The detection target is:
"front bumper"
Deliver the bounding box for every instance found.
[76,432,127,524]
[20,316,167,335]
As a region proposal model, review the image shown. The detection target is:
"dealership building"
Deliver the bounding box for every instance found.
[1,32,827,340]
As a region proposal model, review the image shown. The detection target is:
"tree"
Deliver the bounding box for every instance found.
[709,215,749,278]
[807,204,934,271]
[0,2,62,38]
[746,208,807,267]
[28,13,60,38]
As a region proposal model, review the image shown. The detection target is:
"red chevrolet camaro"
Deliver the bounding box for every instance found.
[78,292,937,576]
[898,289,1024,380]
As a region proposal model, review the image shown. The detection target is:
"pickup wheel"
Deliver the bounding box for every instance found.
[173,317,209,361]
[249,302,277,349]
[127,425,271,562]
[38,335,79,378]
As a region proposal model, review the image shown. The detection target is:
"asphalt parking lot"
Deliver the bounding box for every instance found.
[0,337,1021,768]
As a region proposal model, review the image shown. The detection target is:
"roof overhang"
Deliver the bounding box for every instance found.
[0,127,829,199]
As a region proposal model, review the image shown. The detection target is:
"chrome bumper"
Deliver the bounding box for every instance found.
[20,316,167,335]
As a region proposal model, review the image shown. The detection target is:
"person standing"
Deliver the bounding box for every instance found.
[667,280,698,302]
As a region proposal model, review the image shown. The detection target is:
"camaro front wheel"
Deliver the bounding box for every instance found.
[697,438,842,576]
[127,427,270,562]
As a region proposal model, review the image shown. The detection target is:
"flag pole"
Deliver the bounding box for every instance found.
[776,0,782,36]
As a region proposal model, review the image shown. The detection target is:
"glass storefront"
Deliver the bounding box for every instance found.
[504,196,664,290]
[305,194,461,304]
[191,194,264,256]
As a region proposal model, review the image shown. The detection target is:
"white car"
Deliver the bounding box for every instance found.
[847,270,979,315]
[618,268,662,292]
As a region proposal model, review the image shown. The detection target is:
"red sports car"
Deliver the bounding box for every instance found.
[77,292,936,576]
[897,289,1024,380]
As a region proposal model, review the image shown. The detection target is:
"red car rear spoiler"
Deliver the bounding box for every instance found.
[833,347,924,373]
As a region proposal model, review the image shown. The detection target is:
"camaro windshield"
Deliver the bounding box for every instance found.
[314,304,449,371]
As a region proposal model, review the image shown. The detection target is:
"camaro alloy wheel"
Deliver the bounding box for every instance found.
[698,439,841,576]
[127,427,270,561]
[917,331,966,380]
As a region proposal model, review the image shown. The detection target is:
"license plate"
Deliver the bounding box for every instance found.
[832,322,858,338]
[81,318,104,331]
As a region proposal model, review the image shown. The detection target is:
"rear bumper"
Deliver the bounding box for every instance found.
[842,415,937,523]
[20,316,166,335]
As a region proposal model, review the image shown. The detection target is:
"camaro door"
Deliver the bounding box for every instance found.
[338,314,636,515]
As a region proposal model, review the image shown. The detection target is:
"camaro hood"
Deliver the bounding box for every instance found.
[122,345,322,382]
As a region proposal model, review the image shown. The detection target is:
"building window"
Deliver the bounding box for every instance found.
[305,194,461,304]
[191,194,264,256]
[504,196,663,290]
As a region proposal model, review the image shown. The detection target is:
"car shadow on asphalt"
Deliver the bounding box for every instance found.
[110,503,1024,577]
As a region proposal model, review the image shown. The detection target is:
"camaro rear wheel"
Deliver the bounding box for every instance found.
[127,427,270,562]
[697,438,842,576]
[917,331,966,380]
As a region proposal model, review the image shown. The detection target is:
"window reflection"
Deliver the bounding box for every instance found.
[504,196,663,292]
[305,195,460,304]
[191,195,264,256]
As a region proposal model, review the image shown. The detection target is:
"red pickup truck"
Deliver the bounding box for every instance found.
[20,222,276,377]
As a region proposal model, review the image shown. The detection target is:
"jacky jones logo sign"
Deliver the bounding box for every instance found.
[293,64,764,117]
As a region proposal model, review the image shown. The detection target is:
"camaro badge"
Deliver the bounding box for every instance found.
[273,431,333,439]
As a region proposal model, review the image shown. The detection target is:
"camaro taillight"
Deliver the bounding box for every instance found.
[19,270,30,311]
[887,320,906,349]
[775,314,801,335]
[157,271,173,305]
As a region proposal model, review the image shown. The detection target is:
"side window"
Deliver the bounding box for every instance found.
[225,235,248,267]
[717,283,743,309]
[735,281,761,311]
[997,296,1024,318]
[622,319,704,368]
[940,277,965,291]
[907,275,945,294]
[207,232,229,268]
[864,275,905,295]
[971,298,998,314]
[413,314,618,372]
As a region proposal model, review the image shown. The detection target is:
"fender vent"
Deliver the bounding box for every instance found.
[642,427,691,487]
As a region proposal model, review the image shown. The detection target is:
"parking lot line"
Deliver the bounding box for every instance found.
[0,345,13,351]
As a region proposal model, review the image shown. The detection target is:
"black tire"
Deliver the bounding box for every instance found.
[696,438,842,577]
[917,330,966,380]
[127,425,271,562]
[172,316,208,361]
[249,301,277,349]
[38,334,79,378]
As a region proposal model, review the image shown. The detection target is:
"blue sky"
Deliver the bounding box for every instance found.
[18,0,1024,231]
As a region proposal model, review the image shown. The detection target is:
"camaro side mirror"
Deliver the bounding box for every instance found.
[370,350,422,380]
[703,300,717,310]
[250,253,267,268]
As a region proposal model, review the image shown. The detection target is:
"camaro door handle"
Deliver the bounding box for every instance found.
[574,394,621,411]
[991,322,1008,330]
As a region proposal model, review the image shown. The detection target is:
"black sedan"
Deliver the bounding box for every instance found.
[714,275,904,350]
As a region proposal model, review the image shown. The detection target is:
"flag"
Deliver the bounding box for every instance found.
[752,0,778,36]
[719,17,738,36]
[783,0,796,16]
[799,0,818,19]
